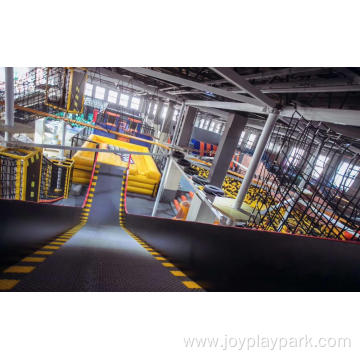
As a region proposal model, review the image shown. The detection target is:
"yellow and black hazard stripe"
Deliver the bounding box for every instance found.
[80,164,100,224]
[118,178,202,290]
[0,223,84,291]
[0,164,101,291]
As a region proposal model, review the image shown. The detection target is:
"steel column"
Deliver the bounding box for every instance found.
[176,105,197,147]
[59,120,66,159]
[208,113,246,188]
[233,110,279,210]
[171,102,186,146]
[5,67,14,143]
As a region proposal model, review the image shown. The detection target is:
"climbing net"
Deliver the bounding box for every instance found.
[0,67,87,124]
[247,112,360,241]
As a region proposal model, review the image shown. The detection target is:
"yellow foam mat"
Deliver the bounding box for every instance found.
[72,134,161,196]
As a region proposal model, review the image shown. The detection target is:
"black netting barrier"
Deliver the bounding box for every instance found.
[25,152,42,201]
[0,67,87,124]
[246,111,360,241]
[40,157,73,200]
[0,155,18,200]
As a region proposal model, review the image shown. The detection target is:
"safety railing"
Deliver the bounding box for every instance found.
[152,145,168,173]
[69,130,96,158]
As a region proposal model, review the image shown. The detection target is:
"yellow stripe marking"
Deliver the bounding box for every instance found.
[162,262,175,268]
[149,252,160,255]
[155,257,166,261]
[22,257,46,263]
[170,271,186,277]
[34,250,53,255]
[4,266,35,274]
[43,245,60,250]
[0,279,20,290]
[182,281,202,289]
[50,242,64,245]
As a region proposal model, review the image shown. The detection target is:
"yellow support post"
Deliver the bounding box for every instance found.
[15,159,21,200]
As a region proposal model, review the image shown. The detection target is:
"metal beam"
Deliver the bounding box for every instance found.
[211,67,277,108]
[87,68,181,103]
[281,106,360,126]
[121,67,264,106]
[187,100,360,127]
[171,83,360,95]
[195,105,230,119]
[205,67,323,85]
[185,100,268,114]
[338,68,360,84]
[252,84,360,94]
[243,67,323,81]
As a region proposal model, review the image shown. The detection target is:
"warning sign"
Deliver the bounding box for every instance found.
[120,154,134,164]
[108,145,134,164]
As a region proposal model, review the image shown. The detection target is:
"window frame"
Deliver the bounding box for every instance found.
[130,96,141,110]
[107,90,118,103]
[85,83,93,97]
[119,93,130,107]
[333,162,360,190]
[94,86,105,100]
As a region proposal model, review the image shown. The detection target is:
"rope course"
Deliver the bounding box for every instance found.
[0,67,87,122]
[247,112,360,241]
[189,111,360,241]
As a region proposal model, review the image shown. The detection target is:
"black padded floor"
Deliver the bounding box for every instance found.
[13,163,199,292]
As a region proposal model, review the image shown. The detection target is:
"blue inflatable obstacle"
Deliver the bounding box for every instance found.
[190,139,218,156]
[93,110,153,150]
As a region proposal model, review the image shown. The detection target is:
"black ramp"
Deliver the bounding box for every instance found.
[0,199,82,271]
[86,164,124,226]
[125,212,360,291]
[13,163,198,291]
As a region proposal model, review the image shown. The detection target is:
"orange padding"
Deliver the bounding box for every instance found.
[200,141,205,157]
[173,201,190,221]
[173,199,180,212]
